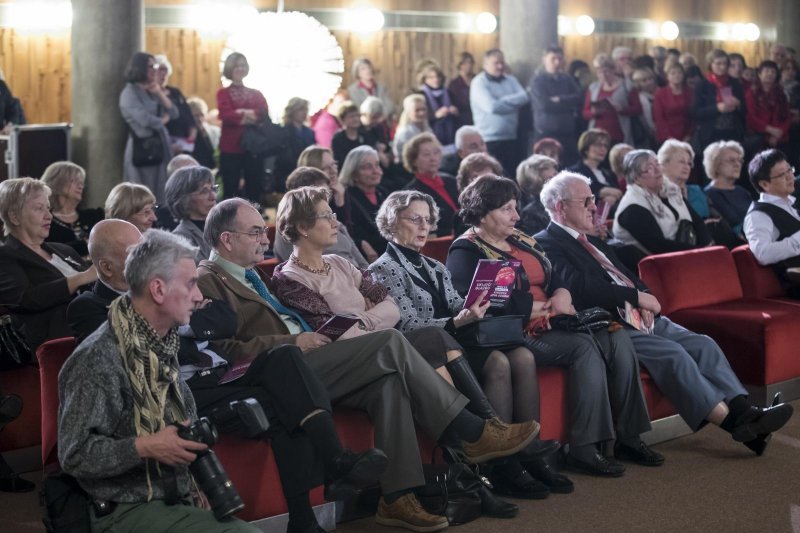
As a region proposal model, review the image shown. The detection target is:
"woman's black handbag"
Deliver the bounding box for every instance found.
[130,131,165,167]
[240,119,286,157]
[548,307,612,333]
[0,312,33,370]
[418,446,484,526]
[455,315,525,351]
[675,219,698,246]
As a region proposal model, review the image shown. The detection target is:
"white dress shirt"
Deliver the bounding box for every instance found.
[743,193,800,266]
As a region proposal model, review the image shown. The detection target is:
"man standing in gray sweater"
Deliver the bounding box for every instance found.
[58,230,258,532]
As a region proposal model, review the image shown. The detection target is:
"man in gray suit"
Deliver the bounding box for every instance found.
[535,172,794,456]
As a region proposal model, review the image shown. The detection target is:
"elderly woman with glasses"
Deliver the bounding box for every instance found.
[368,189,572,497]
[613,149,710,255]
[702,140,751,238]
[447,174,658,478]
[165,165,218,261]
[104,182,158,233]
[340,145,388,262]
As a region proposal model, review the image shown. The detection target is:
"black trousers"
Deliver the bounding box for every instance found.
[486,139,522,178]
[219,152,264,203]
[188,345,331,497]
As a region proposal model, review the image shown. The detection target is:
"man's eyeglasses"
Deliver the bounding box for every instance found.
[769,166,796,181]
[400,215,436,226]
[192,185,220,196]
[228,227,270,240]
[314,212,338,223]
[563,195,596,208]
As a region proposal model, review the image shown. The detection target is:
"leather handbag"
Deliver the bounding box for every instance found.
[418,453,483,525]
[548,307,612,333]
[240,118,287,157]
[455,315,525,350]
[675,219,698,246]
[130,131,165,167]
[0,312,33,370]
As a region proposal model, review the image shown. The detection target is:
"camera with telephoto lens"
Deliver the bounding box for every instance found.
[176,418,244,520]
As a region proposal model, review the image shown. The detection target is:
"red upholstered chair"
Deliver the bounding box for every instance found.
[421,235,454,264]
[639,246,800,403]
[731,245,791,301]
[36,337,76,469]
[0,366,42,453]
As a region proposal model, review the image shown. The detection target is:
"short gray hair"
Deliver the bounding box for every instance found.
[623,149,657,185]
[0,177,50,237]
[454,125,481,151]
[153,54,173,77]
[516,155,557,196]
[703,140,744,181]
[166,154,200,177]
[124,229,198,297]
[360,96,384,117]
[540,171,591,218]
[204,198,253,248]
[375,190,440,240]
[165,165,214,220]
[339,145,379,187]
[657,139,694,166]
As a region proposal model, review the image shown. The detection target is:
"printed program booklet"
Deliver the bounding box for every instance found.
[316,314,361,341]
[463,259,521,308]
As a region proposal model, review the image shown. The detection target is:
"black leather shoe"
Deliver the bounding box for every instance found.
[731,403,794,443]
[0,474,35,493]
[743,393,782,456]
[477,483,518,518]
[565,452,625,477]
[324,448,388,501]
[613,440,665,467]
[524,458,574,494]
[488,468,550,499]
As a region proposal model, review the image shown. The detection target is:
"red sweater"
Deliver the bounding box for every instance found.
[745,85,791,143]
[653,86,693,144]
[217,85,269,154]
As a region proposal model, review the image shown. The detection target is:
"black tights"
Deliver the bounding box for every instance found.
[481,347,539,423]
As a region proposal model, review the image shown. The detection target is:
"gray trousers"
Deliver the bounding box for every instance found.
[89,500,258,533]
[627,316,748,431]
[301,329,469,494]
[525,328,651,448]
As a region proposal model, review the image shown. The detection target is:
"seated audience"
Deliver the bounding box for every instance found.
[532,137,563,166]
[0,177,97,350]
[453,152,505,235]
[66,224,386,533]
[403,133,459,236]
[744,148,800,294]
[516,155,559,235]
[165,165,218,261]
[40,162,104,257]
[331,101,367,168]
[297,145,346,222]
[447,175,660,477]
[359,96,393,170]
[535,171,794,456]
[653,63,694,145]
[369,190,573,496]
[104,182,158,233]
[613,149,710,255]
[418,62,458,149]
[272,167,367,268]
[197,198,539,532]
[567,128,623,206]
[393,94,431,162]
[340,146,389,262]
[440,125,487,177]
[703,140,751,237]
[608,142,632,194]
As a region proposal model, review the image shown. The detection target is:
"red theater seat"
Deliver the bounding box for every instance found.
[421,235,453,264]
[731,245,792,301]
[36,337,77,468]
[0,365,41,453]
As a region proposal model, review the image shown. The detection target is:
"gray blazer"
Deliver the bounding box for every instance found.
[367,242,463,332]
[172,219,213,262]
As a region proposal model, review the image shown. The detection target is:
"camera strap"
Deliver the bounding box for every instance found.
[152,462,180,506]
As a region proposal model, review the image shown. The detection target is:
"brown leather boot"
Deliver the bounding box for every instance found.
[462,417,540,464]
[375,493,449,532]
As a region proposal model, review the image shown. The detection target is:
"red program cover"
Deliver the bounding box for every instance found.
[463,259,521,309]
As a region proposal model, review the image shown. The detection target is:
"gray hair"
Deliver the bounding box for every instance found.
[657,139,695,166]
[702,140,744,181]
[375,190,440,240]
[516,155,557,196]
[166,154,200,177]
[622,149,657,185]
[153,54,173,77]
[124,229,198,297]
[454,125,481,151]
[339,145,379,187]
[359,96,384,117]
[165,165,214,220]
[204,198,253,248]
[351,57,374,80]
[540,171,591,218]
[0,177,50,237]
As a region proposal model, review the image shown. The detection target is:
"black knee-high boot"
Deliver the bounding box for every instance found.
[446,357,496,419]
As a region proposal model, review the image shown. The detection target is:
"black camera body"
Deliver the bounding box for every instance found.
[177,418,244,520]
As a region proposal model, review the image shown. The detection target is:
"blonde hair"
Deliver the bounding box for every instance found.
[40,161,85,212]
[516,155,558,196]
[0,177,51,236]
[396,94,429,130]
[105,182,157,221]
[276,186,330,243]
[282,97,309,126]
[657,139,694,167]
[703,140,744,181]
[402,132,440,173]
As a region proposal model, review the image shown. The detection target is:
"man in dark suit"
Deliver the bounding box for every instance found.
[535,172,794,456]
[66,220,388,533]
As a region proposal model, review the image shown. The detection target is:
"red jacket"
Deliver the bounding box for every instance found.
[217,85,269,154]
[745,84,790,143]
[653,86,693,144]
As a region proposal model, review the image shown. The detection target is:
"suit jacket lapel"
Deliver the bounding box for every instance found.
[546,223,618,283]
[201,260,273,309]
[7,235,65,278]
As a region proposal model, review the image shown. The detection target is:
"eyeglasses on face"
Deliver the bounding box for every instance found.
[228,227,269,239]
[722,157,744,166]
[769,166,796,181]
[192,185,220,196]
[563,195,596,208]
[137,205,158,216]
[314,212,338,223]
[400,215,436,226]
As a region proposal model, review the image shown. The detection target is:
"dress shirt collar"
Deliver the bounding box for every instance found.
[551,220,582,240]
[209,250,250,289]
[758,192,796,208]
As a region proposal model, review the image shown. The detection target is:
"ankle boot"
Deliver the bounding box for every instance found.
[446,357,496,419]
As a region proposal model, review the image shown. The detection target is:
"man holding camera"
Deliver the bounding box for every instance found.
[58,229,258,531]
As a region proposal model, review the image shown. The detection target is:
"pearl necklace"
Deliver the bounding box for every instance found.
[290,254,331,275]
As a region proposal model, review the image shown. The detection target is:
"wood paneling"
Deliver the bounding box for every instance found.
[0,0,783,124]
